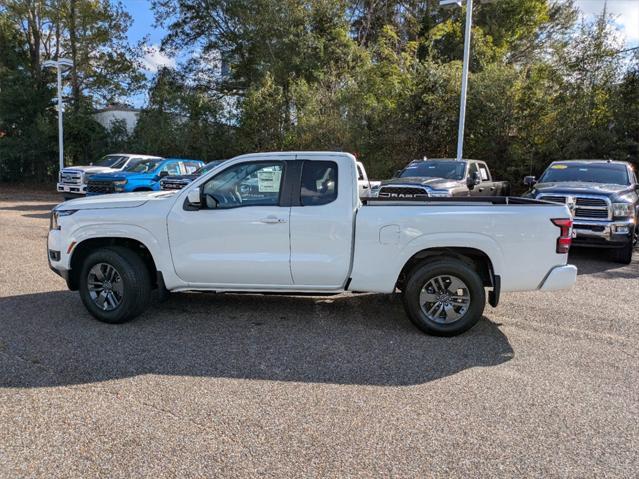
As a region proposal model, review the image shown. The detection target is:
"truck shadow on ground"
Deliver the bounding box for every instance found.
[0,291,513,388]
[569,248,638,278]
[0,203,58,220]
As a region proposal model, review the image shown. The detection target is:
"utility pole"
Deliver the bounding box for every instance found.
[42,59,73,173]
[440,0,475,160]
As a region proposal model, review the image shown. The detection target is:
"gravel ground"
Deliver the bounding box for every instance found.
[0,193,637,478]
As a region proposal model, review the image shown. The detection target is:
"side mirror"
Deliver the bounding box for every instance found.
[523,176,537,187]
[159,170,169,178]
[467,172,481,188]
[393,170,402,178]
[187,187,201,206]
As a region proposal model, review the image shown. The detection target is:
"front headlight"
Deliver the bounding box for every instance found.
[429,190,452,198]
[50,209,77,230]
[113,179,127,192]
[612,203,633,217]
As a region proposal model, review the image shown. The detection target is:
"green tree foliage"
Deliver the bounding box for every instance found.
[131,67,237,161]
[0,0,143,181]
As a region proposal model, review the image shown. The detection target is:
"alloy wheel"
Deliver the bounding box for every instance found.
[87,262,124,311]
[419,274,471,324]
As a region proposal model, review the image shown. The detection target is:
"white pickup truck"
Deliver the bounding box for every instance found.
[48,152,577,336]
[57,154,162,198]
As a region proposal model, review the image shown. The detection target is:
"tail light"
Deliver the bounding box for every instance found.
[552,218,573,254]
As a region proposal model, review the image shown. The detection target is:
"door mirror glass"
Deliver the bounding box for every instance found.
[524,175,537,186]
[159,170,170,178]
[187,187,201,206]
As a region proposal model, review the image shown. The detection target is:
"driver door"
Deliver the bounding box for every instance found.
[167,161,293,287]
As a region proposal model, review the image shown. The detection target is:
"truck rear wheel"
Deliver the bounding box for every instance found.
[402,259,486,336]
[79,246,152,324]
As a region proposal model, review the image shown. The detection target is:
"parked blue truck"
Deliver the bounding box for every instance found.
[86,158,204,195]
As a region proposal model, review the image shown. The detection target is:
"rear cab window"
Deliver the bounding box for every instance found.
[478,163,491,181]
[300,161,338,206]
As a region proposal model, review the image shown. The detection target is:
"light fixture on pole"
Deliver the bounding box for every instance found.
[42,58,73,173]
[440,0,474,161]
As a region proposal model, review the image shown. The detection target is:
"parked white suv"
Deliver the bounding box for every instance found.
[57,154,162,198]
[48,152,577,336]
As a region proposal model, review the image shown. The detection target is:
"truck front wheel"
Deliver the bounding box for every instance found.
[611,238,634,265]
[79,246,152,324]
[402,259,486,336]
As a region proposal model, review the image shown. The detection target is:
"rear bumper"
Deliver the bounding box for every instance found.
[539,265,577,291]
[572,219,634,248]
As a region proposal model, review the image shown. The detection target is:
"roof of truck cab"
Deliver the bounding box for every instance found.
[233,151,356,161]
[107,153,163,159]
[550,159,630,166]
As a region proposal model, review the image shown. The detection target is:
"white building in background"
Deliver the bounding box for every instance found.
[92,104,140,135]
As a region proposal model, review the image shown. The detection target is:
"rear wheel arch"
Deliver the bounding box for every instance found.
[69,237,159,291]
[396,247,496,291]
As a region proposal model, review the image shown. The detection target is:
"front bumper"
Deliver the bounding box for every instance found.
[57,183,86,195]
[572,218,634,248]
[539,265,578,291]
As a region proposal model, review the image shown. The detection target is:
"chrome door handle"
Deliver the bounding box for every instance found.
[260,216,287,224]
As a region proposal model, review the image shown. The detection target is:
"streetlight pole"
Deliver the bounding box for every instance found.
[440,0,474,160]
[42,59,73,173]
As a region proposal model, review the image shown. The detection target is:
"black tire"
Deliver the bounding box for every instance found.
[79,246,152,324]
[402,259,486,336]
[611,239,634,265]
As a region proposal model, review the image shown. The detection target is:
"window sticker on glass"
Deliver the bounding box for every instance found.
[479,168,489,180]
[551,164,568,169]
[258,170,282,192]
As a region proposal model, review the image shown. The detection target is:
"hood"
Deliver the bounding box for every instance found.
[87,171,155,182]
[534,181,633,197]
[161,174,197,182]
[62,165,118,175]
[57,190,176,211]
[380,176,462,190]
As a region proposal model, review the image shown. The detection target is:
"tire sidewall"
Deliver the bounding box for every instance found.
[403,259,486,336]
[79,248,144,323]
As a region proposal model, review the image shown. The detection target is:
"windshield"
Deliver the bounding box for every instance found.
[124,159,163,173]
[195,160,225,176]
[94,155,127,168]
[399,161,466,180]
[539,163,629,185]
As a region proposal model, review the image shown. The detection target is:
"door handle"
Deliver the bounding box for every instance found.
[478,188,484,192]
[260,216,287,224]
[490,186,496,191]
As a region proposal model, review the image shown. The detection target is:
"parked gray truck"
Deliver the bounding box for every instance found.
[376,159,510,199]
[524,159,638,264]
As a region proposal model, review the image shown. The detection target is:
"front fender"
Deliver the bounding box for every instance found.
[68,223,167,272]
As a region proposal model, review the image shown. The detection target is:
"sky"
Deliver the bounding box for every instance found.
[575,0,639,46]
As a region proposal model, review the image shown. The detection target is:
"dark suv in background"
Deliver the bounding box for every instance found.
[524,160,638,264]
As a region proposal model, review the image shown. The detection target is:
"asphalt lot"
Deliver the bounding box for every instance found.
[0,191,637,478]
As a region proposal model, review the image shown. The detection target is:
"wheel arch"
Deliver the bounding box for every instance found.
[68,237,159,291]
[397,247,497,291]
